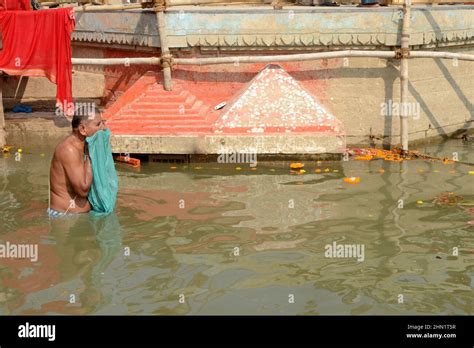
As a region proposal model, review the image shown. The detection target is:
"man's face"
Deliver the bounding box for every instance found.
[79,113,106,138]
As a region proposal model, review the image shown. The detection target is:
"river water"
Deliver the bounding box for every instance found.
[0,138,472,314]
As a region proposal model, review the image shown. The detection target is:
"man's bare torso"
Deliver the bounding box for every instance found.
[49,136,91,213]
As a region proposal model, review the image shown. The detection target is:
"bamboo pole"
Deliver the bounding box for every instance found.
[400,0,411,154]
[178,50,474,64]
[175,50,397,65]
[57,1,267,12]
[0,74,6,148]
[165,0,268,5]
[71,50,474,66]
[47,0,287,9]
[71,57,161,65]
[73,3,144,11]
[157,11,173,91]
[410,51,474,61]
[71,51,396,66]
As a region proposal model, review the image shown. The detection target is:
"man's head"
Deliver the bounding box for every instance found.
[71,106,105,138]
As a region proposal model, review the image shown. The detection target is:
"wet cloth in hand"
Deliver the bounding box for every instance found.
[86,128,118,215]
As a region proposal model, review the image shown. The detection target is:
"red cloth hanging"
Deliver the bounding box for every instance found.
[0,0,31,11]
[0,8,76,116]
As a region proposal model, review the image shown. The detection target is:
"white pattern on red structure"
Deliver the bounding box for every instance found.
[214,64,344,135]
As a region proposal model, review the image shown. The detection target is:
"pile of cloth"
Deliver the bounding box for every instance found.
[0,2,75,116]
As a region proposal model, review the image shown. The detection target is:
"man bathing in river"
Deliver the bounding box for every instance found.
[48,108,105,217]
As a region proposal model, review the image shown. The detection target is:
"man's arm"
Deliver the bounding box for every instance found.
[59,146,93,198]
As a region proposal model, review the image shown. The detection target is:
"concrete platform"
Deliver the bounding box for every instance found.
[3,111,470,160]
[104,65,346,155]
[3,6,472,151]
[108,133,345,155]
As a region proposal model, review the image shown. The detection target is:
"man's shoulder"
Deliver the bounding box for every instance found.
[54,137,77,160]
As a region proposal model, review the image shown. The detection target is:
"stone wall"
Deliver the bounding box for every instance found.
[4,44,473,147]
[2,6,473,148]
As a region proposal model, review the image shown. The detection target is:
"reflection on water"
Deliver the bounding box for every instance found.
[0,140,473,315]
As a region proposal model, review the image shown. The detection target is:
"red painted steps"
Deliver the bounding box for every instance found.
[126,102,206,115]
[104,68,344,140]
[130,88,192,105]
[115,114,208,121]
[106,77,217,135]
[110,119,209,125]
[110,126,214,135]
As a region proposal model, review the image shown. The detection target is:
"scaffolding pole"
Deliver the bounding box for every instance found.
[156,10,173,91]
[71,50,474,66]
[399,0,411,154]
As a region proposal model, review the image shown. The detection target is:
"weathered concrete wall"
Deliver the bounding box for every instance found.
[4,113,70,153]
[4,45,472,148]
[2,6,473,149]
[2,70,105,110]
[325,46,474,146]
[112,48,470,148]
[108,133,345,155]
[71,6,474,49]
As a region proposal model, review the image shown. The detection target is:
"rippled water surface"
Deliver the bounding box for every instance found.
[0,138,473,314]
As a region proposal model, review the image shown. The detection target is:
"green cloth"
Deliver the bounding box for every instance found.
[86,128,118,215]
